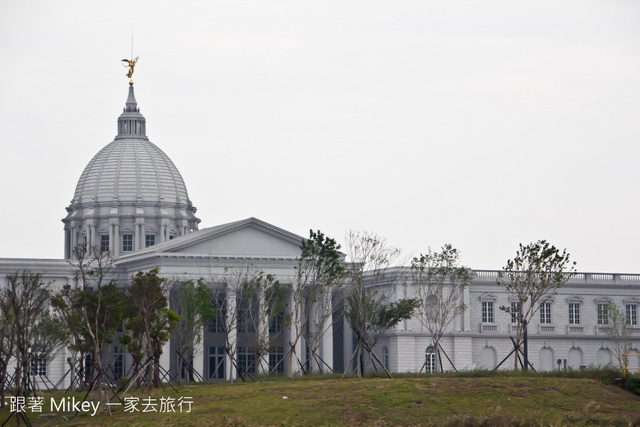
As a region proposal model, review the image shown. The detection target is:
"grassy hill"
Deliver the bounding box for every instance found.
[5,372,640,426]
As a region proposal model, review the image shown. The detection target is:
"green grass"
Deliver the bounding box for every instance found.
[3,370,640,426]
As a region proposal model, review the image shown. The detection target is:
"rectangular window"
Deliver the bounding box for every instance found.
[237,346,255,375]
[208,314,224,333]
[238,306,256,333]
[482,301,494,323]
[510,302,520,323]
[569,303,580,325]
[114,347,124,379]
[540,302,551,324]
[597,304,609,325]
[100,235,109,253]
[208,346,225,380]
[30,356,46,376]
[122,234,133,252]
[269,347,284,374]
[425,346,436,374]
[627,305,638,326]
[145,234,155,248]
[269,311,284,334]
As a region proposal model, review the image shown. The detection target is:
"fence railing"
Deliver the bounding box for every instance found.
[472,270,640,284]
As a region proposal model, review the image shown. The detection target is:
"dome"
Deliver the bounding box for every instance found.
[63,84,200,259]
[72,138,191,206]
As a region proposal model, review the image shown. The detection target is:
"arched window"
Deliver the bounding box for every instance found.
[425,345,436,373]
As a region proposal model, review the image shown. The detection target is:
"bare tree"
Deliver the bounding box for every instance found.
[125,268,179,394]
[343,231,418,377]
[207,266,258,383]
[59,244,124,402]
[5,272,49,399]
[288,230,346,377]
[170,279,214,383]
[604,304,634,371]
[411,244,472,372]
[31,311,69,380]
[0,282,15,407]
[498,240,576,370]
[242,273,287,375]
[50,283,95,391]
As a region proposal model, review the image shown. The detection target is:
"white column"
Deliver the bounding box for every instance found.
[160,223,168,243]
[159,340,171,379]
[286,289,303,376]
[462,286,471,332]
[257,287,269,374]
[87,223,94,249]
[133,223,139,251]
[193,324,204,380]
[343,316,354,374]
[140,223,146,248]
[71,225,77,252]
[109,223,114,253]
[308,300,319,372]
[321,291,333,373]
[404,283,412,331]
[91,222,97,249]
[113,223,120,257]
[225,290,237,381]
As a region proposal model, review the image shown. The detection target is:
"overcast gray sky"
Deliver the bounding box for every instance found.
[1,1,639,272]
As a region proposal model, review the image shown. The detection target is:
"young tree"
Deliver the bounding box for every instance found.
[411,244,472,372]
[207,266,260,383]
[242,273,288,376]
[289,230,347,377]
[31,311,69,379]
[125,268,179,394]
[498,240,576,370]
[4,272,49,399]
[343,231,418,377]
[0,286,13,407]
[50,283,95,390]
[57,244,125,402]
[119,313,146,388]
[604,304,634,371]
[170,279,215,382]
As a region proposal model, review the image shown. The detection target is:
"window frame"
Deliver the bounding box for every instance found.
[482,301,494,323]
[510,301,520,324]
[100,235,109,253]
[122,234,133,252]
[540,302,552,325]
[626,304,638,326]
[425,345,436,373]
[597,303,609,325]
[568,303,580,325]
[269,346,284,374]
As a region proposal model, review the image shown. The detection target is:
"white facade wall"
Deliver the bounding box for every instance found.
[1,257,640,385]
[376,270,640,374]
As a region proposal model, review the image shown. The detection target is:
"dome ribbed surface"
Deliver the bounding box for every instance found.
[72,138,190,205]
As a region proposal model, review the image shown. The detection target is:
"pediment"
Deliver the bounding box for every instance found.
[126,217,306,259]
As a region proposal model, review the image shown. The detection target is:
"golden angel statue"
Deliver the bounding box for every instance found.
[122,57,139,80]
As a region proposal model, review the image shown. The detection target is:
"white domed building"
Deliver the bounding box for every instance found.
[63,85,200,259]
[0,79,639,387]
